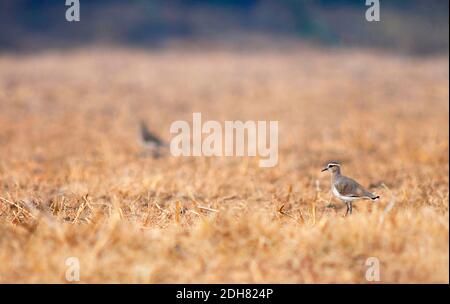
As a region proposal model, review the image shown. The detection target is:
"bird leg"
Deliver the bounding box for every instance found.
[344,202,353,216]
[151,148,162,159]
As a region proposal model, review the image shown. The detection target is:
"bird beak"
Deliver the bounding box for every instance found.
[321,167,328,172]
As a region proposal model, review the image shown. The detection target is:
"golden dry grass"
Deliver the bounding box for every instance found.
[0,47,448,283]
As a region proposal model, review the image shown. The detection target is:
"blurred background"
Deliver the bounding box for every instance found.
[0,1,448,284]
[0,0,448,55]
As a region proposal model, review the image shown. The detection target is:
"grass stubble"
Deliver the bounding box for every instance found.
[0,46,448,283]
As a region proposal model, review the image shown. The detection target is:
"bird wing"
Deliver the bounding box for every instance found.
[335,176,374,198]
[143,131,164,145]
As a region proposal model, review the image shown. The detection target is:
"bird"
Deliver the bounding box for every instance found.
[321,162,380,216]
[139,120,167,158]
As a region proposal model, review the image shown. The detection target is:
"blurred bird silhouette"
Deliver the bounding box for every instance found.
[139,120,167,158]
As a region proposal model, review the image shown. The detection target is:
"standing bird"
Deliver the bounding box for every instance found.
[139,120,167,158]
[321,162,380,216]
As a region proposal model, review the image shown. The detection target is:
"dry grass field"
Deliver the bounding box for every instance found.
[0,46,448,283]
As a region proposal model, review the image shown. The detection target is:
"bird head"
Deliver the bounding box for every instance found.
[321,162,341,173]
